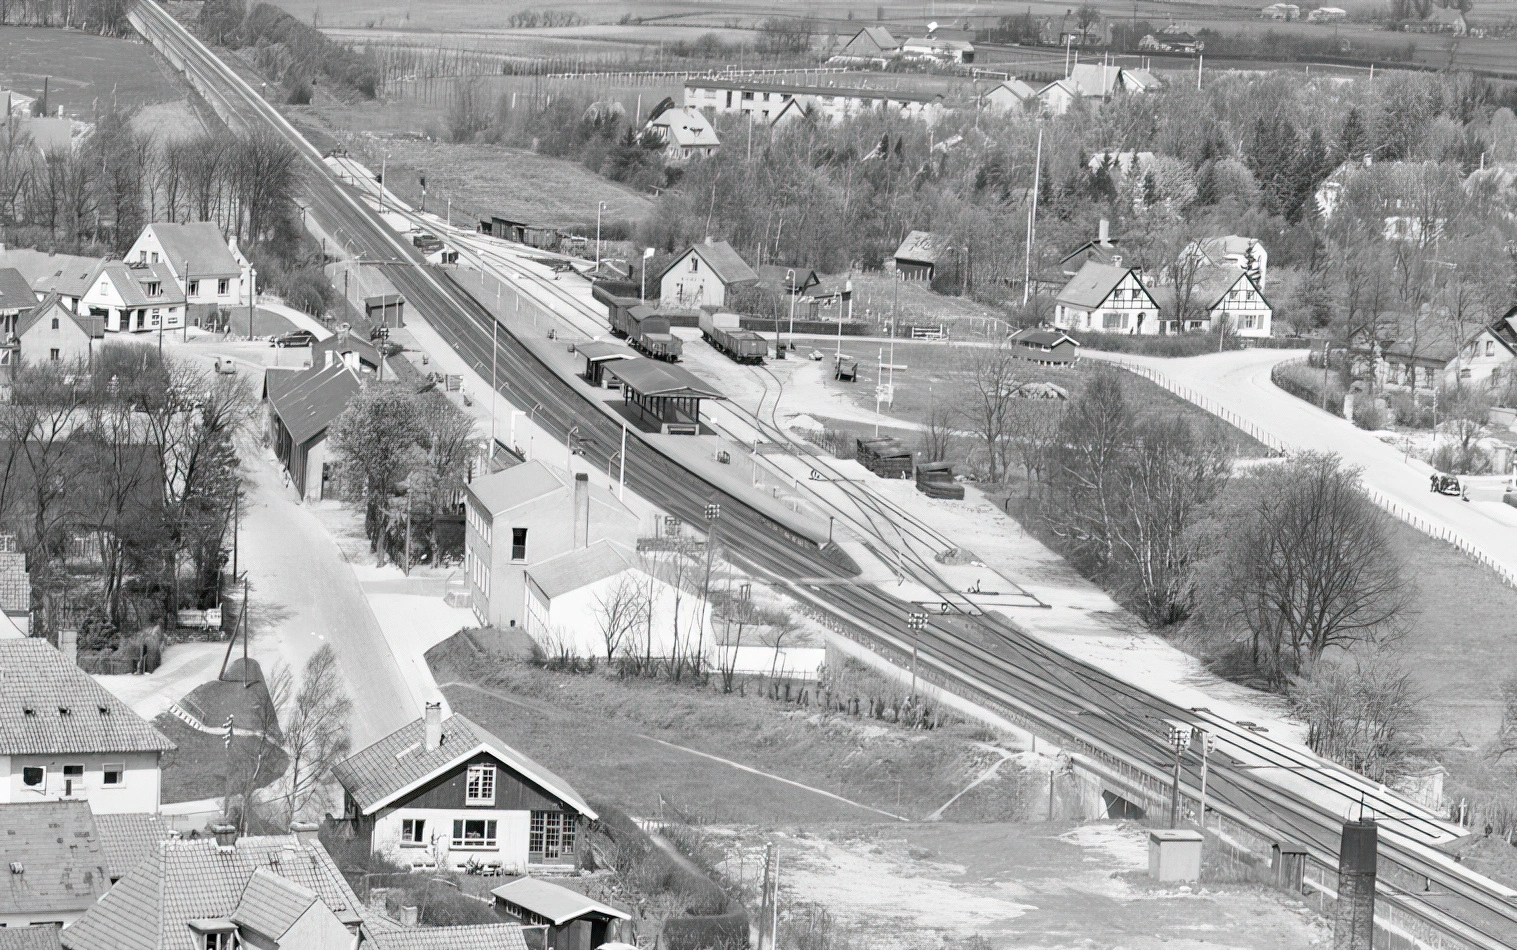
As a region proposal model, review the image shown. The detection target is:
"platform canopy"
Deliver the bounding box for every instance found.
[577,340,638,364]
[610,358,725,401]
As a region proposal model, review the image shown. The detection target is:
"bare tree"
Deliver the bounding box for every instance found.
[1492,674,1517,760]
[1289,656,1422,783]
[279,644,353,821]
[1222,454,1411,684]
[594,572,648,663]
[955,341,1021,483]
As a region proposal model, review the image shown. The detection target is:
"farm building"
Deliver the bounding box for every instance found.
[839,26,900,58]
[890,231,946,281]
[644,105,720,161]
[1052,261,1160,335]
[685,79,947,126]
[901,35,975,63]
[658,238,759,310]
[1008,327,1080,365]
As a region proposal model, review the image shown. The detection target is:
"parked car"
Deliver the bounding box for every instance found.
[213,358,238,374]
[272,329,317,348]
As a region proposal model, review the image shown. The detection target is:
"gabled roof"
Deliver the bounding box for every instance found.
[1037,78,1079,99]
[311,332,382,371]
[263,363,362,446]
[660,240,759,287]
[230,868,317,942]
[490,878,630,926]
[16,294,105,340]
[142,222,241,279]
[1010,327,1079,348]
[0,638,174,755]
[93,813,177,882]
[576,340,637,364]
[1122,68,1162,90]
[1069,63,1122,97]
[128,262,186,306]
[528,540,636,600]
[0,250,106,299]
[60,835,365,950]
[0,266,37,314]
[0,801,111,917]
[0,928,63,950]
[1055,261,1150,311]
[331,712,595,819]
[902,36,975,52]
[989,78,1037,101]
[647,107,719,149]
[844,26,899,51]
[893,230,944,265]
[96,262,151,309]
[369,924,530,950]
[611,357,726,400]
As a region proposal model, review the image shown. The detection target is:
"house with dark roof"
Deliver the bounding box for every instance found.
[1154,266,1272,337]
[657,238,759,310]
[1058,219,1123,278]
[463,460,639,629]
[1418,305,1517,392]
[0,801,111,927]
[1053,260,1160,335]
[491,877,630,950]
[125,222,250,324]
[890,230,945,281]
[15,294,104,367]
[1008,327,1080,365]
[0,266,38,338]
[333,704,596,874]
[838,26,899,58]
[263,363,363,502]
[0,639,174,813]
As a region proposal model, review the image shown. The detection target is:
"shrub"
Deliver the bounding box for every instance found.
[286,78,314,105]
[1352,396,1388,431]
[1429,441,1491,475]
[1066,329,1233,358]
[1272,358,1344,415]
[662,911,749,950]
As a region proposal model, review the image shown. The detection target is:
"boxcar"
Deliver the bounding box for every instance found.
[699,311,767,364]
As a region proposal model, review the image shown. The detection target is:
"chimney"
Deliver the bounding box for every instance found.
[1111,255,1122,269]
[399,906,420,927]
[1333,818,1377,950]
[212,825,239,852]
[424,701,442,753]
[290,821,320,848]
[58,629,76,665]
[1098,219,1110,246]
[704,235,713,245]
[574,473,590,549]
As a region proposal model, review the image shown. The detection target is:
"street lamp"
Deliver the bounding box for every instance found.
[247,266,257,341]
[1165,720,1193,828]
[906,612,929,696]
[379,153,389,214]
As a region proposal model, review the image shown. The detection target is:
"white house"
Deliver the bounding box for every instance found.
[900,35,975,63]
[644,106,720,161]
[1158,266,1273,337]
[656,238,759,310]
[16,294,105,366]
[1037,63,1126,115]
[125,221,250,323]
[523,539,716,665]
[333,704,596,873]
[0,638,173,815]
[983,79,1037,113]
[684,80,946,126]
[1053,260,1161,334]
[1183,235,1268,288]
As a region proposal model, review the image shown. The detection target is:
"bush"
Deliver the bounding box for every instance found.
[1272,358,1344,415]
[1352,396,1388,431]
[1066,329,1233,358]
[662,911,749,950]
[286,79,314,105]
[1388,391,1436,428]
[1429,440,1491,475]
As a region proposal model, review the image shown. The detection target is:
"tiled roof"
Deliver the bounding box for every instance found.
[0,638,174,755]
[130,262,186,307]
[61,835,365,950]
[991,79,1037,101]
[230,868,317,941]
[611,357,726,400]
[0,250,104,299]
[528,540,635,600]
[264,363,362,446]
[369,924,530,950]
[893,230,944,265]
[490,878,630,926]
[331,713,595,819]
[144,223,241,279]
[660,241,758,288]
[0,550,29,614]
[0,266,37,314]
[0,801,111,917]
[16,294,105,341]
[1056,261,1147,312]
[0,928,63,950]
[93,813,176,882]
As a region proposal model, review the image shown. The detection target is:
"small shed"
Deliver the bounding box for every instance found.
[491,878,630,950]
[1008,327,1080,365]
[577,339,637,387]
[890,230,945,281]
[612,357,725,435]
[365,294,405,329]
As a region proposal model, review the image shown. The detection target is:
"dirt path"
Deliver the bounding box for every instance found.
[926,745,1014,820]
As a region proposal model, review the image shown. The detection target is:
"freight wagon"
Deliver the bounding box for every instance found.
[594,284,684,362]
[856,437,914,479]
[699,310,767,364]
[915,461,965,499]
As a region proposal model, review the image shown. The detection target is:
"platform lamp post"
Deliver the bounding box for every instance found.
[1192,726,1216,832]
[906,612,929,697]
[786,268,796,353]
[1165,720,1192,829]
[247,266,257,341]
[595,201,607,273]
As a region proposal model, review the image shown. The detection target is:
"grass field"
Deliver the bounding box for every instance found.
[153,714,288,804]
[0,26,191,116]
[427,634,1034,824]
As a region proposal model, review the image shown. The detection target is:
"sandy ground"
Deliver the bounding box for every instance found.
[712,821,1330,950]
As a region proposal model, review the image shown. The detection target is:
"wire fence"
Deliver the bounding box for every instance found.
[1099,357,1291,456]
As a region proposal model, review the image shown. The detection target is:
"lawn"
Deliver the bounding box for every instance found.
[153,714,288,804]
[178,677,284,742]
[426,634,1028,824]
[0,26,191,115]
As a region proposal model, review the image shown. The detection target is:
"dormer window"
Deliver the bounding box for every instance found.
[189,921,237,950]
[147,281,161,297]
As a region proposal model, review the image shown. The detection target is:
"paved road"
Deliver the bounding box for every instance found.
[236,436,418,749]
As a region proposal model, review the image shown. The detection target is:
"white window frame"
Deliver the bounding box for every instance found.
[466,764,497,805]
[102,763,125,787]
[400,817,427,846]
[218,278,229,296]
[451,818,498,848]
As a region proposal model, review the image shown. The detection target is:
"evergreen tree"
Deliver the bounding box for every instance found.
[1340,107,1366,163]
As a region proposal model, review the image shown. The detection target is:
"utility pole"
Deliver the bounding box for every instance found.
[1024,127,1043,306]
[907,612,928,696]
[247,267,256,340]
[183,259,190,341]
[1166,721,1192,828]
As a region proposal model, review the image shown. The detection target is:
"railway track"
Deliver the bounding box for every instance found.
[126,4,1517,946]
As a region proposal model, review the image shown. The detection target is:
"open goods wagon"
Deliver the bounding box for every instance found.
[596,286,683,362]
[699,310,767,364]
